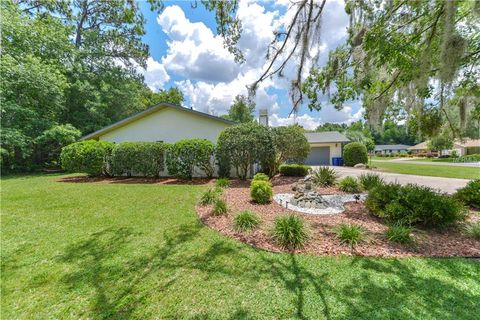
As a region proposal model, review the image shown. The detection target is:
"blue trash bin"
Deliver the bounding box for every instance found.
[332,157,338,166]
[338,157,344,166]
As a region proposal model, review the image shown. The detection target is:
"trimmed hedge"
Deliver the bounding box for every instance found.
[343,142,368,166]
[366,183,466,227]
[166,139,215,179]
[111,142,166,177]
[60,140,114,176]
[250,180,273,204]
[278,164,311,176]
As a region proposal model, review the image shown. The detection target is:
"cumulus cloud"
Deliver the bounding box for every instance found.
[140,57,170,91]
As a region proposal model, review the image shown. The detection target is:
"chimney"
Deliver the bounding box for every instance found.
[259,109,269,126]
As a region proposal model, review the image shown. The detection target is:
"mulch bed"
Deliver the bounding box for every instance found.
[197,176,480,257]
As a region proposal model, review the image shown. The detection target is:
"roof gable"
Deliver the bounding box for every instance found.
[305,131,350,143]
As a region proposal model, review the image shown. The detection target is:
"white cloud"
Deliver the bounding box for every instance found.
[140,57,170,91]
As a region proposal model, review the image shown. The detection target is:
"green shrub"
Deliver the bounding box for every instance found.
[199,187,222,205]
[110,142,165,177]
[233,211,261,232]
[366,183,466,227]
[312,166,338,187]
[272,215,309,249]
[359,173,384,191]
[250,180,273,204]
[60,140,114,176]
[216,122,275,179]
[35,124,81,166]
[343,142,368,166]
[278,164,311,176]
[212,198,228,216]
[335,223,364,247]
[455,179,480,208]
[166,139,215,179]
[338,176,362,193]
[386,224,414,244]
[464,222,480,240]
[253,172,270,181]
[215,177,230,188]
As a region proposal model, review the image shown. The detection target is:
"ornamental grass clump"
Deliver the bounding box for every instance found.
[199,187,222,205]
[386,224,414,244]
[464,222,480,240]
[250,180,273,204]
[312,166,338,187]
[335,223,364,247]
[359,173,384,191]
[212,198,228,216]
[215,177,230,188]
[272,214,309,249]
[338,176,362,193]
[233,211,261,232]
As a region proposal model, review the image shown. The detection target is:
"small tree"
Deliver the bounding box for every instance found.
[223,95,255,123]
[427,134,454,155]
[216,122,274,179]
[267,125,310,176]
[364,138,375,166]
[35,124,81,166]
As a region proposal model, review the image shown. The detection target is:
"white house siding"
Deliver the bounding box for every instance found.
[309,143,342,165]
[98,107,230,143]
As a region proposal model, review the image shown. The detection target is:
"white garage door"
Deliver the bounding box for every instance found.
[305,147,330,165]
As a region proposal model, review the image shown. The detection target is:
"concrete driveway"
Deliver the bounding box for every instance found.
[313,166,472,194]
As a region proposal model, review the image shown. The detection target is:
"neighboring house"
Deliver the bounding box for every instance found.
[81,102,234,143]
[304,132,350,165]
[374,144,411,155]
[408,139,480,156]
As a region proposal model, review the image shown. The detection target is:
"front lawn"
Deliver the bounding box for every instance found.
[406,158,455,163]
[371,161,480,179]
[2,175,480,319]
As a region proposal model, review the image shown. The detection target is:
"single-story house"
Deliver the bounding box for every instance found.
[304,132,350,165]
[81,102,234,143]
[374,144,411,155]
[408,139,480,156]
[82,102,350,171]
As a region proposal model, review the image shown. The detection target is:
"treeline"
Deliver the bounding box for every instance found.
[1,1,182,172]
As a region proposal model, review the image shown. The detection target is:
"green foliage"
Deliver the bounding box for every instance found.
[166,139,215,179]
[250,181,273,204]
[312,166,338,187]
[366,183,466,227]
[233,211,261,232]
[338,176,362,193]
[335,223,364,247]
[386,225,414,244]
[343,142,368,166]
[60,140,114,176]
[215,178,230,188]
[212,198,228,216]
[199,187,222,205]
[454,179,480,208]
[278,164,311,176]
[464,222,480,240]
[34,124,81,166]
[216,122,274,179]
[272,215,309,249]
[253,173,270,182]
[111,142,165,178]
[223,95,254,123]
[358,173,384,191]
[0,128,32,172]
[267,125,310,176]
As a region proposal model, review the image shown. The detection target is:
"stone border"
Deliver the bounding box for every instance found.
[274,193,367,215]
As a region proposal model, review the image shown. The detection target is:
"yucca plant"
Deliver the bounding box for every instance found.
[312,166,338,187]
[272,214,309,249]
[233,211,261,232]
[338,176,362,193]
[359,173,384,191]
[335,223,364,247]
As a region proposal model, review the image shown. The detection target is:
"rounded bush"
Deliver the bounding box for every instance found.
[250,180,273,204]
[338,176,362,193]
[60,140,114,176]
[343,142,368,167]
[253,172,269,182]
[455,179,480,208]
[111,142,166,177]
[272,214,309,249]
[278,164,311,176]
[233,211,261,232]
[166,139,215,179]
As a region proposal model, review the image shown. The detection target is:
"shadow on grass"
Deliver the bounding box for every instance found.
[57,224,479,319]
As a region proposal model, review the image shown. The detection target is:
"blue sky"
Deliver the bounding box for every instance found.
[137,0,363,129]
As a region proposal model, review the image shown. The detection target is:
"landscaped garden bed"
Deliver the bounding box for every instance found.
[196,176,480,257]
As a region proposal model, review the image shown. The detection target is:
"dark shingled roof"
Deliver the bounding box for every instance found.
[304,131,350,144]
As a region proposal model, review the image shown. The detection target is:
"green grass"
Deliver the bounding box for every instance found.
[2,174,480,319]
[406,158,455,163]
[371,161,480,179]
[370,156,402,160]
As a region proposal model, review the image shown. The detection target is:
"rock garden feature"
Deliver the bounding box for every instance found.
[196,175,480,257]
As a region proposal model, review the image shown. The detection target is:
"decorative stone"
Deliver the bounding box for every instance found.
[354,163,367,169]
